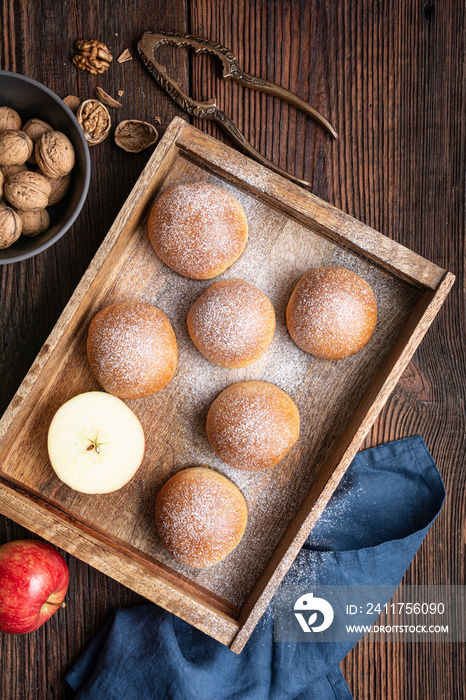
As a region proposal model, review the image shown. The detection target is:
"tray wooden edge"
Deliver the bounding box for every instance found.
[229,271,455,653]
[174,121,446,291]
[0,117,188,446]
[0,479,239,646]
[0,115,456,653]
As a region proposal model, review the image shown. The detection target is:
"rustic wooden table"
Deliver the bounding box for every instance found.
[1,1,464,698]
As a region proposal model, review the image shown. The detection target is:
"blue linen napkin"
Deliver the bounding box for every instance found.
[66,436,446,699]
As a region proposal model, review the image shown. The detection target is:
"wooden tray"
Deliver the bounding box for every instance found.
[0,117,454,652]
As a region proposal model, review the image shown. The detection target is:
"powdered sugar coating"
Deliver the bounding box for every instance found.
[147,181,248,279]
[187,279,275,368]
[286,266,377,359]
[87,302,177,399]
[73,174,419,606]
[206,381,300,471]
[155,467,248,568]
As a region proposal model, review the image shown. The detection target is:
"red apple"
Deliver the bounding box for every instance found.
[0,539,69,634]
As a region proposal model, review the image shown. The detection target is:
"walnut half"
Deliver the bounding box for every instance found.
[76,100,111,146]
[114,120,159,153]
[73,39,113,75]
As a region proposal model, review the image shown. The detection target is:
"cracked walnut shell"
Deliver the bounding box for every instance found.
[0,130,33,166]
[35,130,75,179]
[114,120,158,153]
[0,205,22,248]
[4,171,51,212]
[73,39,113,74]
[76,99,111,145]
[95,87,122,108]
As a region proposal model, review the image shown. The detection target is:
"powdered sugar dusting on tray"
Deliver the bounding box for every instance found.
[111,170,421,607]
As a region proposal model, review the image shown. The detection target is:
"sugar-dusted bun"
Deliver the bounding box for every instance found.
[155,467,248,568]
[206,381,300,471]
[187,279,275,368]
[87,301,177,399]
[286,266,377,360]
[147,181,248,279]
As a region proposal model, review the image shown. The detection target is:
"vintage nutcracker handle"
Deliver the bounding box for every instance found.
[138,31,338,188]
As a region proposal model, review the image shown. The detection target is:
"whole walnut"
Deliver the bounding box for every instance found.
[22,119,53,165]
[44,172,72,206]
[0,107,22,132]
[1,163,28,179]
[16,208,50,237]
[35,131,75,179]
[0,130,33,166]
[4,171,51,212]
[0,205,22,248]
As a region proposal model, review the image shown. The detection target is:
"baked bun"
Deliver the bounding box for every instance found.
[187,279,275,368]
[147,182,248,279]
[155,467,248,568]
[87,302,177,399]
[206,381,300,471]
[286,266,377,360]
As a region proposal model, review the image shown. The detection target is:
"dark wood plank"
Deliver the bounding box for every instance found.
[321,2,465,699]
[0,0,464,698]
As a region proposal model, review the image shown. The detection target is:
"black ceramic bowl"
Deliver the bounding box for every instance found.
[0,71,90,264]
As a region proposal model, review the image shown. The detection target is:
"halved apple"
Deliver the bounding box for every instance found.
[47,391,145,494]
